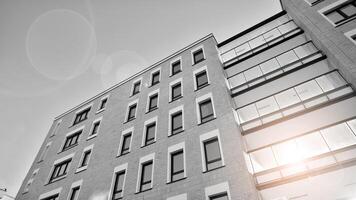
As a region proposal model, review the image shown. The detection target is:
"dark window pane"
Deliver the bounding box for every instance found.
[171,150,184,181]
[193,49,204,64]
[210,193,229,200]
[42,194,59,200]
[340,4,356,16]
[63,131,81,151]
[151,72,160,85]
[204,138,222,170]
[172,60,181,75]
[326,11,345,23]
[132,82,141,95]
[73,108,90,125]
[172,83,182,101]
[199,99,214,123]
[112,171,125,200]
[69,187,80,200]
[196,71,208,89]
[140,161,153,191]
[99,98,107,110]
[121,133,132,155]
[149,94,158,111]
[128,104,137,121]
[145,123,156,145]
[80,150,91,167]
[91,122,100,136]
[50,159,71,182]
[325,1,356,25]
[172,112,183,135]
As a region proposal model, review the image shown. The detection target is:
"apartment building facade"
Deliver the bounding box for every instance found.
[16,0,356,199]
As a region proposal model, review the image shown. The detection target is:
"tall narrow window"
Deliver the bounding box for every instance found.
[127,104,137,122]
[193,48,205,64]
[196,70,209,90]
[151,71,160,86]
[112,171,126,199]
[132,81,141,96]
[62,130,81,151]
[99,98,108,110]
[148,94,158,111]
[80,150,91,167]
[140,161,153,192]
[145,123,156,146]
[73,108,90,125]
[171,60,182,76]
[69,186,80,200]
[171,111,183,135]
[172,83,182,101]
[204,138,223,171]
[170,150,184,182]
[199,99,215,123]
[49,159,71,183]
[120,133,132,155]
[90,121,101,136]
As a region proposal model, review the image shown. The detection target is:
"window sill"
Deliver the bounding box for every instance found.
[195,83,210,91]
[134,188,153,194]
[166,177,187,185]
[169,96,183,103]
[193,58,206,66]
[203,165,225,173]
[95,109,105,114]
[116,151,130,158]
[124,118,136,124]
[46,176,67,185]
[148,83,160,88]
[141,141,156,148]
[130,92,140,98]
[168,130,184,137]
[58,144,79,154]
[198,117,216,126]
[87,134,97,141]
[146,107,158,114]
[169,71,182,77]
[75,166,87,174]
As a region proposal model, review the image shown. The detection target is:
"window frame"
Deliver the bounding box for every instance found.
[131,77,143,96]
[97,94,110,113]
[146,89,160,113]
[170,56,182,76]
[72,104,92,126]
[193,66,210,91]
[318,0,356,26]
[87,117,102,140]
[345,28,356,45]
[125,99,139,122]
[150,68,161,87]
[76,144,94,173]
[169,78,183,102]
[142,117,158,147]
[191,46,206,65]
[136,153,155,193]
[109,163,128,200]
[196,93,217,125]
[118,127,134,156]
[39,187,62,200]
[60,126,84,153]
[168,105,184,136]
[199,129,225,172]
[167,142,186,183]
[204,182,231,200]
[67,180,82,200]
[47,153,75,183]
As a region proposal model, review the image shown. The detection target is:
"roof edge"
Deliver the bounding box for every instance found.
[54,33,216,120]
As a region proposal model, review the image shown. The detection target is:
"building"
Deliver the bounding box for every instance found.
[15,0,356,199]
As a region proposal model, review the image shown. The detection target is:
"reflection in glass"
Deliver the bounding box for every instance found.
[250,147,278,173]
[321,123,356,150]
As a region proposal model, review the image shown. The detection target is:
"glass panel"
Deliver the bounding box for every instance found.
[244,66,263,82]
[294,80,323,100]
[210,193,229,200]
[250,147,278,173]
[273,140,301,165]
[229,73,246,88]
[316,72,346,92]
[172,84,181,99]
[263,28,282,42]
[249,35,265,49]
[205,139,221,162]
[172,151,184,173]
[194,49,204,63]
[196,71,208,88]
[221,50,236,62]
[276,50,299,67]
[234,43,251,56]
[294,43,317,59]
[326,12,344,24]
[122,134,131,153]
[260,58,281,74]
[347,119,356,134]
[255,96,279,116]
[278,21,298,34]
[296,132,329,158]
[200,100,214,122]
[146,124,156,143]
[142,162,152,183]
[321,123,356,150]
[149,95,158,109]
[237,104,259,123]
[341,4,356,16]
[274,88,301,109]
[172,112,182,132]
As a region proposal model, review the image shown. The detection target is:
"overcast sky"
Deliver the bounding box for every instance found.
[0,0,281,197]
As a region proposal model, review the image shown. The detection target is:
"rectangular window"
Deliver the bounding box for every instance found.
[171,111,183,135]
[69,186,80,200]
[132,81,141,96]
[49,159,71,183]
[196,71,209,90]
[99,98,108,110]
[170,150,185,182]
[171,60,181,76]
[145,123,156,146]
[209,193,229,200]
[112,170,126,199]
[73,108,90,125]
[121,133,132,155]
[193,48,205,64]
[127,104,137,121]
[199,99,215,123]
[320,0,356,26]
[151,71,160,86]
[90,121,101,136]
[172,83,182,101]
[62,131,81,151]
[204,138,223,171]
[140,161,153,192]
[148,94,158,111]
[42,194,59,200]
[80,150,91,167]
